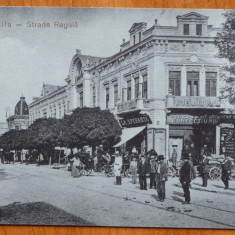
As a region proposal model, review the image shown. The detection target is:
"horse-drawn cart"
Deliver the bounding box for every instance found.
[204,155,235,181]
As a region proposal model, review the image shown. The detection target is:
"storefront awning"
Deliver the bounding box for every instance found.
[113,126,146,148]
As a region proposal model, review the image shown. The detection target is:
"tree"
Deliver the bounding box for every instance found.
[25,118,62,162]
[59,107,122,151]
[215,10,235,103]
[0,129,26,151]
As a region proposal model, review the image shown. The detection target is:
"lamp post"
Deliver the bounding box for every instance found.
[5,107,11,130]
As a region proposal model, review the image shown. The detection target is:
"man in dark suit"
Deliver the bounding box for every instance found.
[137,155,148,190]
[155,155,168,202]
[179,153,196,204]
[221,155,233,189]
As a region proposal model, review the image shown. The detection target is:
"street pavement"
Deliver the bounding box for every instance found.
[0,163,235,228]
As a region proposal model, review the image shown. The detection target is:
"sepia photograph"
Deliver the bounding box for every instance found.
[0,7,235,229]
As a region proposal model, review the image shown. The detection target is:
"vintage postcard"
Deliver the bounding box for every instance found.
[0,7,235,229]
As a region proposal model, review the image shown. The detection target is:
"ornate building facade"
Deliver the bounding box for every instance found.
[7,96,30,130]
[28,12,235,160]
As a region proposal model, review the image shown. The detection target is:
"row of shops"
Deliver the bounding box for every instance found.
[115,109,235,164]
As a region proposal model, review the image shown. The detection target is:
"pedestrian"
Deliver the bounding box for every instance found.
[137,154,148,190]
[114,151,123,185]
[171,149,178,168]
[221,155,233,190]
[71,154,81,178]
[149,154,157,189]
[201,158,210,187]
[179,153,196,204]
[155,155,168,201]
[129,155,138,184]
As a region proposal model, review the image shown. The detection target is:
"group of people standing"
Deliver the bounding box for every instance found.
[113,150,197,204]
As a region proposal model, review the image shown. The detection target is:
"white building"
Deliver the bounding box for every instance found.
[28,12,235,161]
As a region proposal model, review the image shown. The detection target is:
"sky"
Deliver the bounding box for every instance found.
[0,7,226,122]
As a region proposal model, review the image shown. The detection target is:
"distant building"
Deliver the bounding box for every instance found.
[28,12,235,159]
[7,96,29,130]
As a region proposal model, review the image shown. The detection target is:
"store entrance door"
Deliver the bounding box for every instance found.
[169,137,183,163]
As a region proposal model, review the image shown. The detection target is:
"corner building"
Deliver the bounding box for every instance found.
[29,12,235,160]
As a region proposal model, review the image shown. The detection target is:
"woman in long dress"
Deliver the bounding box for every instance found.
[71,155,81,178]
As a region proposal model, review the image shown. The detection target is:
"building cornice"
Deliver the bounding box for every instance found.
[29,85,67,107]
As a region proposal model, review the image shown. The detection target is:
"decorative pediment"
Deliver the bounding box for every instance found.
[129,22,147,33]
[177,12,208,20]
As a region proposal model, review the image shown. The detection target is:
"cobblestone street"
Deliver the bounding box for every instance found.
[0,163,235,228]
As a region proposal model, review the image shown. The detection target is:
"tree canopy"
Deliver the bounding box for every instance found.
[58,107,121,150]
[0,107,122,153]
[215,11,235,103]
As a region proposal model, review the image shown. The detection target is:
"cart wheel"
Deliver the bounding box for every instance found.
[209,167,221,181]
[167,166,175,177]
[229,173,235,181]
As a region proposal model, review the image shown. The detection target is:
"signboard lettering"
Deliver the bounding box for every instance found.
[167,114,219,125]
[119,114,152,128]
[172,96,220,108]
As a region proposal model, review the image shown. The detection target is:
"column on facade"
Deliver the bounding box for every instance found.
[131,75,135,100]
[83,70,91,107]
[70,85,78,110]
[122,79,127,102]
[200,66,206,96]
[181,65,187,96]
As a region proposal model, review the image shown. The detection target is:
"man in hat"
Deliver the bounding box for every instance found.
[221,155,233,189]
[149,152,158,189]
[137,154,148,190]
[114,151,123,185]
[155,155,168,201]
[179,153,196,204]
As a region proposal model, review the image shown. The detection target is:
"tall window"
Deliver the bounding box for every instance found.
[139,32,141,42]
[196,24,202,36]
[92,86,96,107]
[206,72,217,97]
[114,84,118,105]
[105,87,109,109]
[142,74,148,99]
[187,72,199,96]
[43,110,47,118]
[183,24,189,35]
[169,71,181,96]
[127,80,131,101]
[135,77,139,99]
[133,35,136,45]
[79,91,83,108]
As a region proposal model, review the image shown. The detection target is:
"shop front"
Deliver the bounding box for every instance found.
[114,112,152,154]
[167,112,219,165]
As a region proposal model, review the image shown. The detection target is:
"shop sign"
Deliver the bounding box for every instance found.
[119,114,152,128]
[220,114,235,123]
[173,96,220,108]
[167,114,219,125]
[220,128,235,157]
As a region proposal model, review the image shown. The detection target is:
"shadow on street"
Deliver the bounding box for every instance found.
[0,201,95,226]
